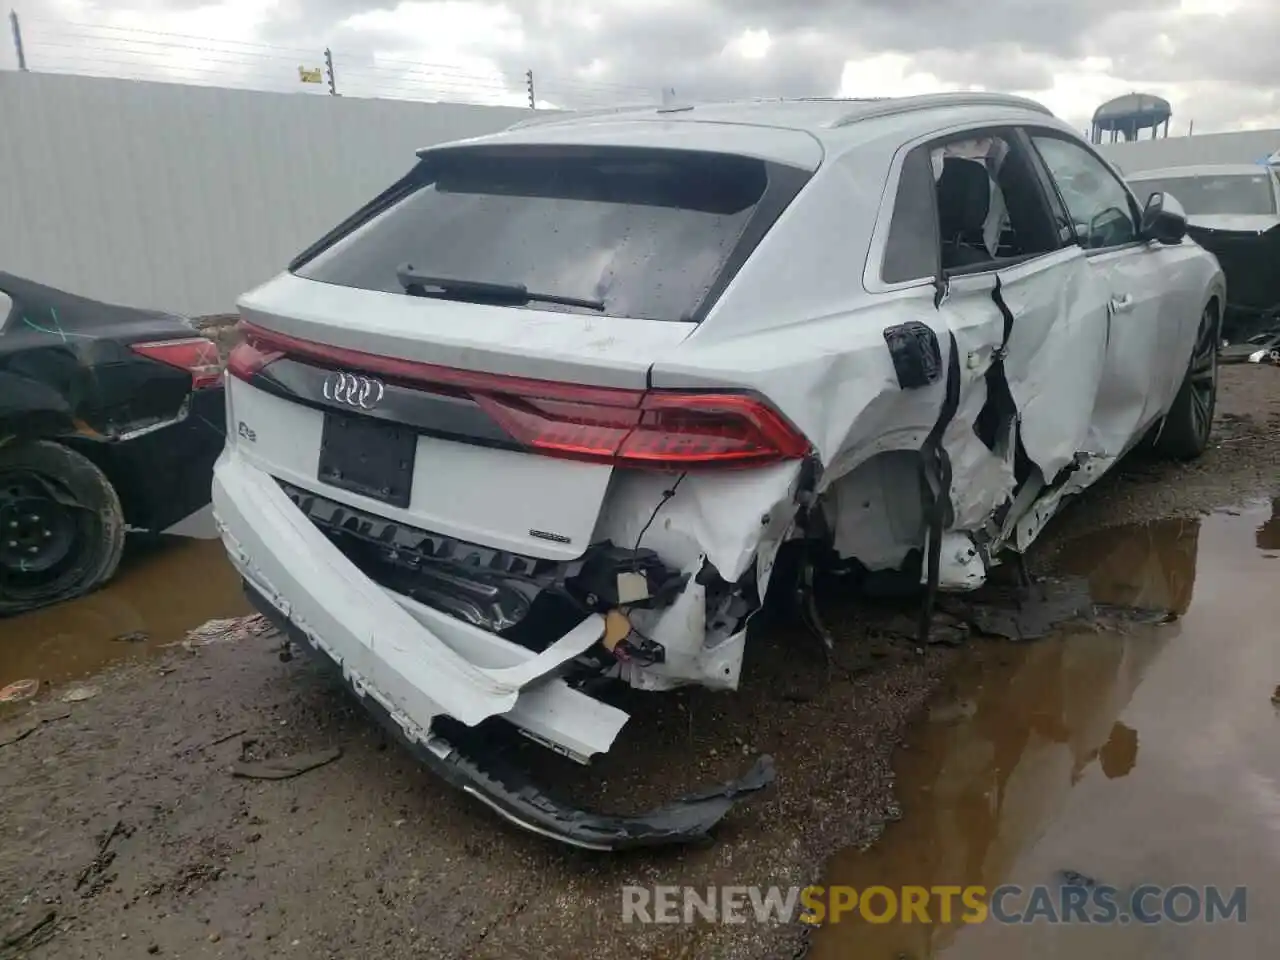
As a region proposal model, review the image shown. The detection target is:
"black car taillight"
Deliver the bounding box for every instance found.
[130,337,224,389]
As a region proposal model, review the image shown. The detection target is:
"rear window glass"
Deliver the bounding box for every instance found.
[1130,173,1277,216]
[294,146,775,323]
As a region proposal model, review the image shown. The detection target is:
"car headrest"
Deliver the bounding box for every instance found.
[937,157,992,238]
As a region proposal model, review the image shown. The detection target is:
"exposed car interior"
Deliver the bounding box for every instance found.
[936,157,995,268]
[933,134,1061,272]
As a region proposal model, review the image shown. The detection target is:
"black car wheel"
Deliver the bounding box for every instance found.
[1151,302,1220,461]
[0,441,126,616]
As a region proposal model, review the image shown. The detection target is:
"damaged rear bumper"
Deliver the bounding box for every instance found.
[211,449,775,848]
[247,577,773,850]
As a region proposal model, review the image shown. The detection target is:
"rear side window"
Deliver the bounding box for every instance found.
[880,130,1062,281]
[294,146,806,324]
[881,145,941,284]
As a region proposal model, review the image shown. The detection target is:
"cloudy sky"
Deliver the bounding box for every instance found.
[3,0,1277,134]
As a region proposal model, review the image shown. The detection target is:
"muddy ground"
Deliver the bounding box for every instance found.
[1,364,1277,960]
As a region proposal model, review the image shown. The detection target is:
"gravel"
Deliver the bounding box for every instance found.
[0,363,1275,960]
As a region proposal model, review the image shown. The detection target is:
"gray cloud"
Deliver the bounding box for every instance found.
[1165,84,1279,136]
[903,45,1059,93]
[1108,6,1280,90]
[708,0,1178,59]
[8,0,1278,132]
[501,0,1274,130]
[493,4,859,105]
[247,0,1189,107]
[419,0,1263,122]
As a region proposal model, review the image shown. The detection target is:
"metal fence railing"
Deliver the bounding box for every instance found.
[4,10,661,110]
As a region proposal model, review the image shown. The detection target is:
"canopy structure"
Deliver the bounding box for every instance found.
[1091,93,1172,144]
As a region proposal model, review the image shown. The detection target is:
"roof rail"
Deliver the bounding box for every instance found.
[503,104,658,131]
[501,96,886,131]
[796,96,891,103]
[832,92,1054,128]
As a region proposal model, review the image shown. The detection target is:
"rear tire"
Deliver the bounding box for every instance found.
[1151,302,1219,461]
[0,441,126,616]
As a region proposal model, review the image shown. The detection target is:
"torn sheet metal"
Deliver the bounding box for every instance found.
[931,280,1019,531]
[590,463,805,689]
[213,452,610,728]
[651,302,968,585]
[388,589,629,762]
[250,578,776,850]
[441,746,775,851]
[823,451,923,571]
[655,248,1111,586]
[624,574,711,691]
[651,244,1118,595]
[589,462,805,585]
[932,531,988,592]
[996,254,1111,479]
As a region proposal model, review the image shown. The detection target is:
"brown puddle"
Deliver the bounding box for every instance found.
[0,537,249,697]
[810,502,1280,959]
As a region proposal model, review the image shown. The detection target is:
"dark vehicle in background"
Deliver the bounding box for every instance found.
[0,272,226,615]
[1127,164,1280,347]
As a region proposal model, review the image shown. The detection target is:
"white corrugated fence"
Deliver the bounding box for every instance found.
[0,71,532,316]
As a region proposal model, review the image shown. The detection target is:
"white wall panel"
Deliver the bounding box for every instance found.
[1097,128,1280,175]
[0,72,532,316]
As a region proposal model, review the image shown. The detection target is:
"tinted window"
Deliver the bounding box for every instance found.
[295,146,780,323]
[1029,135,1138,248]
[890,131,1063,276]
[881,145,940,283]
[882,131,1064,282]
[1129,173,1277,216]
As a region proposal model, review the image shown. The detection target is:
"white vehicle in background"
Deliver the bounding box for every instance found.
[1127,163,1280,222]
[1127,163,1280,349]
[212,93,1224,849]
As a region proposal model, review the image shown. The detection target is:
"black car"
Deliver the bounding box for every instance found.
[0,272,226,615]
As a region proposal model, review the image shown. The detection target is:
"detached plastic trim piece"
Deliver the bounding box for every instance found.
[244,580,776,850]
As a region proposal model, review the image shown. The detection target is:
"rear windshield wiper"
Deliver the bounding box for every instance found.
[396,265,605,311]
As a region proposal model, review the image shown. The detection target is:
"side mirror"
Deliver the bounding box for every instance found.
[1140,191,1187,244]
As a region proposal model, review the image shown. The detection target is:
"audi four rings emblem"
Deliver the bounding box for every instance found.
[323,371,385,410]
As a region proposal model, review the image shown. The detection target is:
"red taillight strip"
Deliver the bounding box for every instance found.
[627,392,811,461]
[130,337,224,389]
[233,321,644,408]
[229,321,812,468]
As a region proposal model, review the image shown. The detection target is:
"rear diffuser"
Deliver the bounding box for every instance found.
[244,581,775,850]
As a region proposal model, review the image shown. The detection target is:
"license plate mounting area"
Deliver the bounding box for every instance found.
[317,413,416,508]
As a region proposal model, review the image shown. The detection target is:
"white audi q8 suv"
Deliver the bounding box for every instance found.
[213,92,1224,849]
